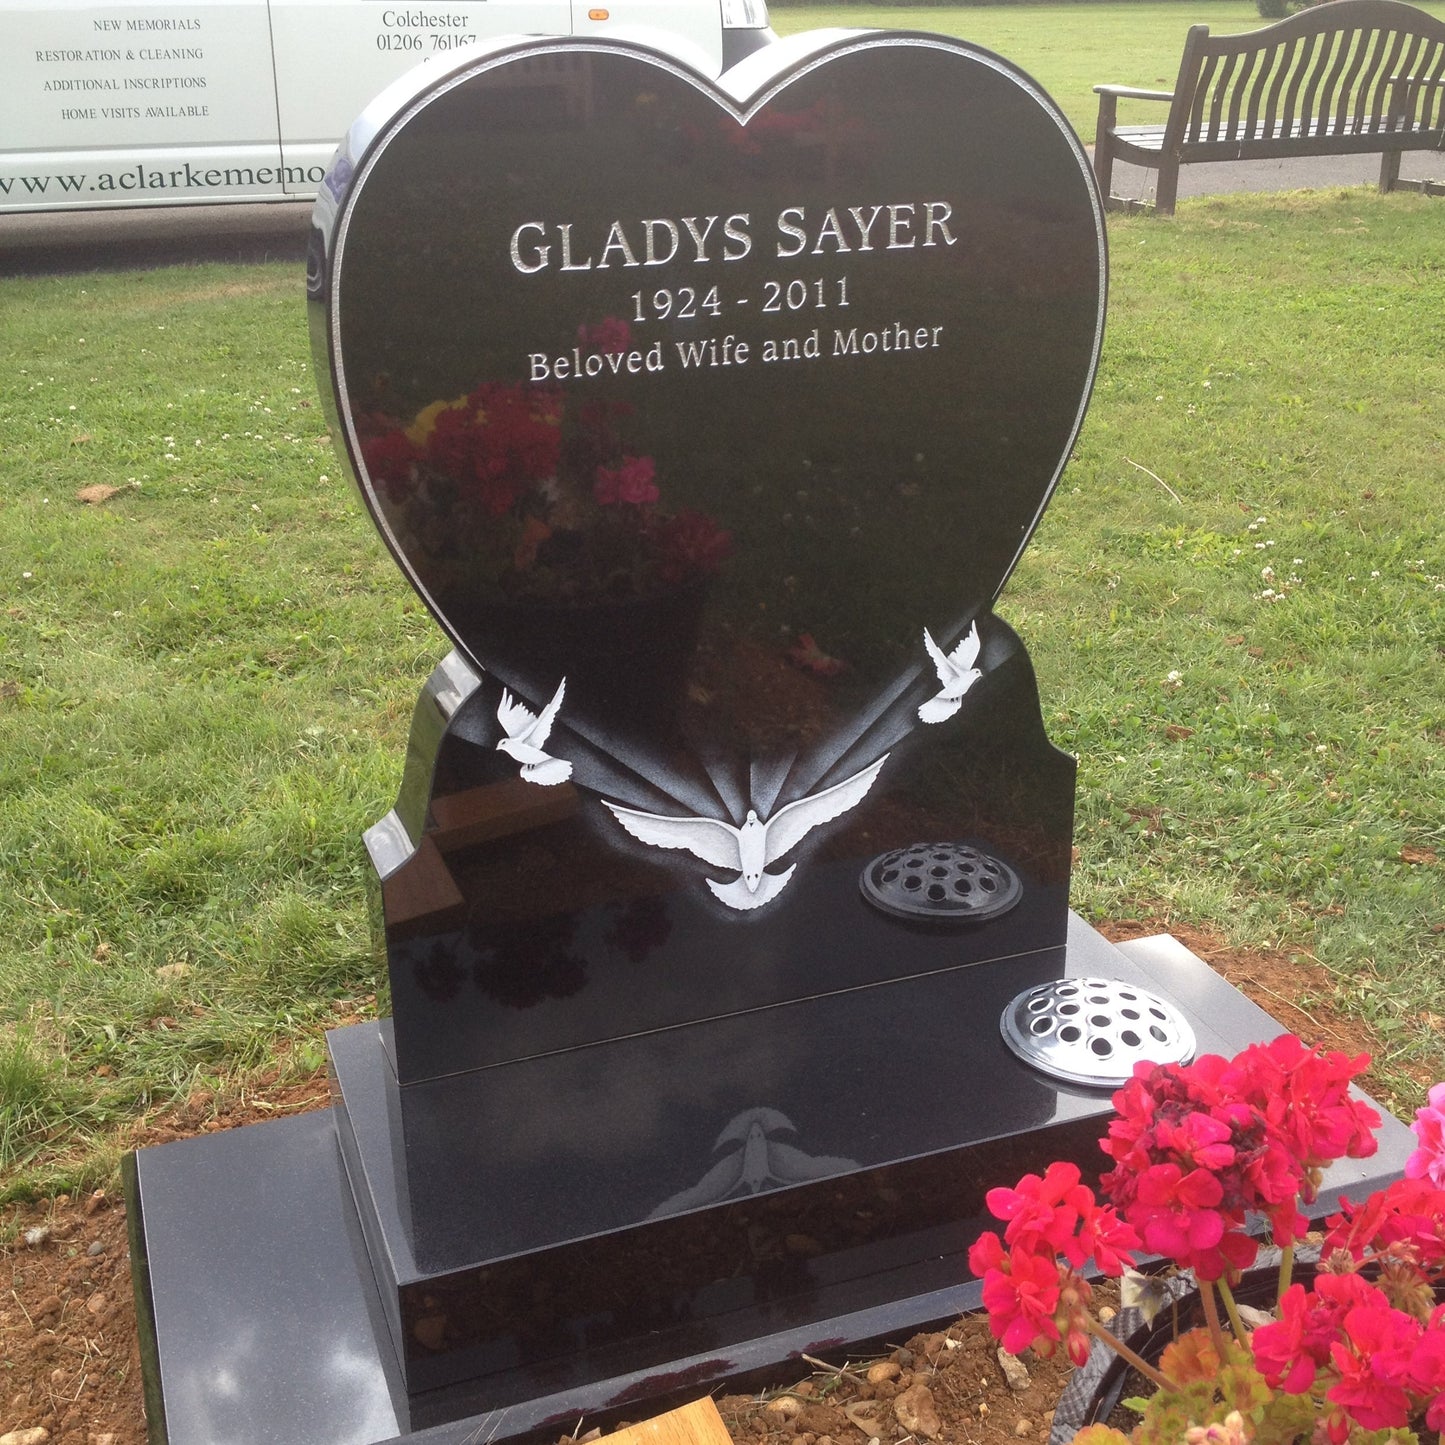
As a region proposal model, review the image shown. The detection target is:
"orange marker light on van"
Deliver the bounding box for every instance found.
[588,8,609,18]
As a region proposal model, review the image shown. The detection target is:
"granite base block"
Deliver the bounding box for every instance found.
[126,921,1417,1445]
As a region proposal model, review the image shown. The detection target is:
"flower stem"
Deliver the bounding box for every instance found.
[1217,1277,1248,1343]
[1198,1278,1229,1359]
[1084,1314,1174,1393]
[1277,1241,1295,1306]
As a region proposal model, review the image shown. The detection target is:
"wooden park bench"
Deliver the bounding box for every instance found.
[1092,0,1445,214]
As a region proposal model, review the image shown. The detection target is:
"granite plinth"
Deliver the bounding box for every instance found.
[127,923,1419,1445]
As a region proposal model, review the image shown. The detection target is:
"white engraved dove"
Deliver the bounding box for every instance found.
[495,679,573,786]
[602,753,888,910]
[918,621,982,723]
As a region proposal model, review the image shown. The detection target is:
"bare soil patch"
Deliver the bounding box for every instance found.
[0,923,1420,1445]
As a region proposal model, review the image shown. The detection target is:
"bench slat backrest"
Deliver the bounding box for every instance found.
[1165,0,1445,149]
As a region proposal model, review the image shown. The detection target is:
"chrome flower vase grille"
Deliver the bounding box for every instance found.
[1000,976,1196,1088]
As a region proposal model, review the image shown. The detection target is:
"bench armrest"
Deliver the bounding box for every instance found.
[1094,84,1175,149]
[1092,85,1175,102]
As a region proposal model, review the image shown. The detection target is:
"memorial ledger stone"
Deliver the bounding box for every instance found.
[123,27,1418,1445]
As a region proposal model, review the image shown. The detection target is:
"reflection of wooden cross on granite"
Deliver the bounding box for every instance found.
[378,778,581,940]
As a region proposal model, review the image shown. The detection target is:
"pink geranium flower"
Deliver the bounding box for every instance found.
[976,1242,1062,1355]
[594,455,659,506]
[980,1046,1445,1445]
[1325,1305,1419,1431]
[1406,1081,1445,1188]
[1254,1275,1391,1394]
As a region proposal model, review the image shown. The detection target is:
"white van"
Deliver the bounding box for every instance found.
[1,0,771,212]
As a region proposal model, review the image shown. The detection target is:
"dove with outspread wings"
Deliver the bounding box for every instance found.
[602,753,888,910]
[495,679,573,786]
[647,1107,859,1219]
[918,621,982,723]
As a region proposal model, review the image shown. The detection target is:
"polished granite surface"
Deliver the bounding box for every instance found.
[128,926,1421,1445]
[126,1109,402,1445]
[126,28,1407,1445]
[308,28,1104,1088]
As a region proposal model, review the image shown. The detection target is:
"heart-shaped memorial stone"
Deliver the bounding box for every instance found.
[313,29,1103,763]
[312,28,1104,1084]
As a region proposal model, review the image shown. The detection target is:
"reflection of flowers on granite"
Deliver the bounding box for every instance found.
[786,632,846,676]
[665,96,861,169]
[602,896,673,963]
[471,915,587,1009]
[356,320,730,605]
[412,940,467,1002]
[594,455,658,506]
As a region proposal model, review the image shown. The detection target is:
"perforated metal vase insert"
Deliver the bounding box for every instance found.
[999,976,1196,1088]
[859,842,1022,922]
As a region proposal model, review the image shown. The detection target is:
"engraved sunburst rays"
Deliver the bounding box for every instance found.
[489,619,987,909]
[603,754,889,910]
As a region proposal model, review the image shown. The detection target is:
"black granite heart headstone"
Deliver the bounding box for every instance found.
[306,30,1116,1413]
[312,28,1103,1082]
[315,29,1102,754]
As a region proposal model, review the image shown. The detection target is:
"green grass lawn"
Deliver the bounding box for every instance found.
[1015,193,1445,1102]
[1,138,1443,1199]
[771,1,1445,140]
